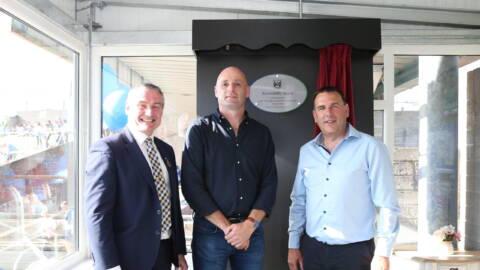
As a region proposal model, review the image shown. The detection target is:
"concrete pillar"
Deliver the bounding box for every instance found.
[417,56,458,253]
[465,67,480,249]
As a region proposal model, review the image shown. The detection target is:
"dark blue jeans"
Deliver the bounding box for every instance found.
[192,217,264,270]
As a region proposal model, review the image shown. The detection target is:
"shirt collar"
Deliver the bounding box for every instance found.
[315,123,360,146]
[127,126,153,146]
[213,108,250,123]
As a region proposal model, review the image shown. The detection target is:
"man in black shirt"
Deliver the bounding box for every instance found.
[181,66,278,270]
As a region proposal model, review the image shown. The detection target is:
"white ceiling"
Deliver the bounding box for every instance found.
[117,56,196,97]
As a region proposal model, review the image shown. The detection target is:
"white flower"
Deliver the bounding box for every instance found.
[434,225,460,241]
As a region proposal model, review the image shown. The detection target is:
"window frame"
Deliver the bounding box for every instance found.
[377,44,479,150]
[376,44,480,251]
[0,1,88,269]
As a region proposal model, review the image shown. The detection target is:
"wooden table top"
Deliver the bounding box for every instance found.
[394,250,480,263]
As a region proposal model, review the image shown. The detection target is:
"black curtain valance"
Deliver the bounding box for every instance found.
[192,19,381,52]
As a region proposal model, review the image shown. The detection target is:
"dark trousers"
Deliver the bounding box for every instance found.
[301,235,375,270]
[152,239,173,270]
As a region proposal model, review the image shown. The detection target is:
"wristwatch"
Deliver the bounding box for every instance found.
[246,216,260,229]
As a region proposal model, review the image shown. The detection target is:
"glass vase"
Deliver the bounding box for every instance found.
[437,240,454,256]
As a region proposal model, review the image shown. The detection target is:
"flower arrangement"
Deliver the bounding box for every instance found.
[433,225,461,242]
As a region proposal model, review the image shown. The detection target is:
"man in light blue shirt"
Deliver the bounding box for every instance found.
[288,86,399,270]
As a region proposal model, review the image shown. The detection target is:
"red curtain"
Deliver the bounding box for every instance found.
[314,44,355,136]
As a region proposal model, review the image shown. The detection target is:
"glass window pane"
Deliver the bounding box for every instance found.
[373,52,384,100]
[373,110,384,142]
[0,11,78,268]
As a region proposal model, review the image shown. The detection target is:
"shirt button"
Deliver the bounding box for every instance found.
[325,178,329,181]
[328,162,332,165]
[236,143,239,147]
[323,210,327,214]
[156,210,161,215]
[324,194,327,197]
[155,230,161,235]
[237,161,240,165]
[229,127,232,130]
[240,196,243,200]
[323,227,327,230]
[238,178,242,181]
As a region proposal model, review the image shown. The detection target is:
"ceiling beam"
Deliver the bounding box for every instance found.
[92,30,192,45]
[381,28,480,45]
[102,0,480,27]
[303,1,480,27]
[103,0,299,17]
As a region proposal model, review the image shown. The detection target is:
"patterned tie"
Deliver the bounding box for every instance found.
[145,137,171,235]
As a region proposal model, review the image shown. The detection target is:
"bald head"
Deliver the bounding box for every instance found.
[216,66,248,85]
[214,66,250,112]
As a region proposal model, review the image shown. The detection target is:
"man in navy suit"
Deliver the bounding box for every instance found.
[85,83,188,270]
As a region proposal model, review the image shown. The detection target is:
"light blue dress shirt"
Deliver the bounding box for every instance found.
[288,124,400,257]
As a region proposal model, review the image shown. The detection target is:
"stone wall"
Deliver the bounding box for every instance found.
[393,148,419,231]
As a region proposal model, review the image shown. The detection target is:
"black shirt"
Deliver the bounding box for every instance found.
[181,110,277,219]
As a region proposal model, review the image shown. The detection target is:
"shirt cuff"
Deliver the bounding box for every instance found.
[374,237,393,257]
[288,233,302,249]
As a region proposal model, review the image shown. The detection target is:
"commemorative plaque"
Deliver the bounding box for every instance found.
[250,74,307,113]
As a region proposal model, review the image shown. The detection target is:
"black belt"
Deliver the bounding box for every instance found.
[227,217,247,224]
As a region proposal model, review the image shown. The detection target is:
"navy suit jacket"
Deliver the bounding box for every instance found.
[85,129,186,270]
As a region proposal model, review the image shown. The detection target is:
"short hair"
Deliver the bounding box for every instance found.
[142,83,163,96]
[312,86,347,107]
[126,83,163,106]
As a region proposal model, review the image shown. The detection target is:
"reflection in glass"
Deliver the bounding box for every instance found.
[0,11,77,269]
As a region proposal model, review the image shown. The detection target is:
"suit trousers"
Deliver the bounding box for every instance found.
[301,235,375,270]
